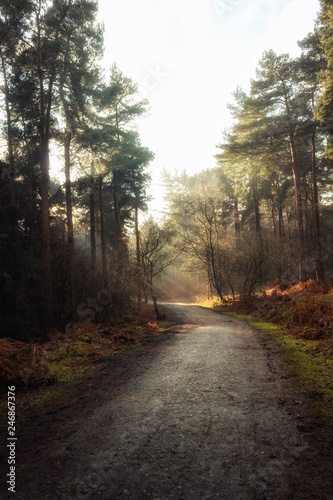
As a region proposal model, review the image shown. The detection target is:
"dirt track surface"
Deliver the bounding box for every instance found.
[2,303,333,499]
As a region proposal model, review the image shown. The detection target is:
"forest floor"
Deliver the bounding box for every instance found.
[1,299,333,498]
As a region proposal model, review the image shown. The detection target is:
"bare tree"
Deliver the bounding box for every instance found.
[140,218,180,320]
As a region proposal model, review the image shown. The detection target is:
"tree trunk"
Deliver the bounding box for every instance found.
[64,131,76,314]
[1,50,19,326]
[98,175,107,285]
[1,52,15,206]
[37,6,53,335]
[234,195,241,236]
[289,137,306,281]
[282,79,306,281]
[150,286,162,321]
[310,128,324,282]
[135,201,142,305]
[113,179,123,258]
[252,176,261,233]
[278,200,285,238]
[40,144,53,335]
[90,159,96,272]
[271,203,277,236]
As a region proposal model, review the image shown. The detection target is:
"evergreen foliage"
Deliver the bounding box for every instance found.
[0,1,153,339]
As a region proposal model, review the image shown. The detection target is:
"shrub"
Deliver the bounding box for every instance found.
[0,339,49,386]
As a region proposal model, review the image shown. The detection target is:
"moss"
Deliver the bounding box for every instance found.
[18,340,114,417]
[51,348,71,363]
[222,311,333,426]
[48,361,86,383]
[22,368,91,417]
[83,335,93,344]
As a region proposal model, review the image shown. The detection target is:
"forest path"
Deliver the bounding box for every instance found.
[4,304,333,499]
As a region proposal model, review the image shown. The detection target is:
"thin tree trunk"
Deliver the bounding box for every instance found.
[252,176,261,233]
[278,201,285,238]
[90,159,96,272]
[37,5,53,335]
[59,62,76,314]
[40,144,53,334]
[64,131,76,313]
[113,179,123,258]
[281,79,306,281]
[114,107,124,260]
[150,285,162,321]
[1,50,19,326]
[234,195,241,236]
[271,202,277,236]
[310,128,324,282]
[98,175,107,285]
[289,138,306,281]
[1,52,15,206]
[135,201,142,305]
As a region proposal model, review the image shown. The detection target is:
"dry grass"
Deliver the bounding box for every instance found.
[267,279,332,296]
[202,281,333,356]
[0,339,49,386]
[266,294,333,340]
[200,280,333,343]
[0,305,161,389]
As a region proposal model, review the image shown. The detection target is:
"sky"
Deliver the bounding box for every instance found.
[97,0,320,215]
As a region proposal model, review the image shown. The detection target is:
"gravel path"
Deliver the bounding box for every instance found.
[2,304,333,499]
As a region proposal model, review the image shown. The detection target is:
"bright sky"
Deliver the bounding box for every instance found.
[98,0,320,215]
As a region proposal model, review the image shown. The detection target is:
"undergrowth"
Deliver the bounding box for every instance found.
[0,306,161,390]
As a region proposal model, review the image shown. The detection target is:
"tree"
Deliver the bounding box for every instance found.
[217,51,322,282]
[297,30,327,281]
[57,0,104,310]
[316,1,333,140]
[163,169,236,300]
[140,218,179,320]
[250,51,308,279]
[0,0,105,335]
[98,65,149,259]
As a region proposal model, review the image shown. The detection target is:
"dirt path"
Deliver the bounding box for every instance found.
[2,304,333,499]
